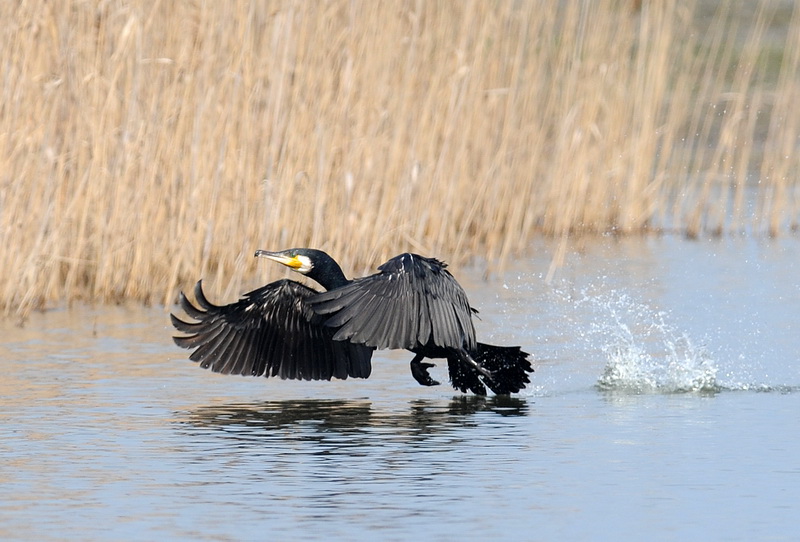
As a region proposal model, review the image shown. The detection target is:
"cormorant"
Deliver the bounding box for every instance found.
[171,248,533,395]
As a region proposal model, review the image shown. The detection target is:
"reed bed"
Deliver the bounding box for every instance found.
[1,0,799,317]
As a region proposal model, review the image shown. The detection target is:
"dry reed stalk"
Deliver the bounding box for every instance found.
[678,3,740,239]
[694,2,774,236]
[0,0,798,318]
[757,1,800,236]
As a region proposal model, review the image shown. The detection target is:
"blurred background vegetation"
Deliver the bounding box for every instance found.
[1,0,798,317]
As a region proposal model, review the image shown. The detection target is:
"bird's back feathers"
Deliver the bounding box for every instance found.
[308,253,477,351]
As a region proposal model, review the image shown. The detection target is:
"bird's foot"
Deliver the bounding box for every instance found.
[465,356,493,379]
[477,364,493,379]
[410,360,440,386]
[454,348,494,380]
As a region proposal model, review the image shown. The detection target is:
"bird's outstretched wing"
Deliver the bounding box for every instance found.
[171,280,373,380]
[308,253,477,350]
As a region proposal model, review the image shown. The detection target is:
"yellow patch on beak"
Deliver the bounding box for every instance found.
[285,256,302,269]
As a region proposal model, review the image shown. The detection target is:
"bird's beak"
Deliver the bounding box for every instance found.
[254,250,302,270]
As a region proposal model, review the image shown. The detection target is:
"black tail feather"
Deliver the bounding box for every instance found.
[448,343,533,395]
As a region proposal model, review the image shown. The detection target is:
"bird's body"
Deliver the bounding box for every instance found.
[171,248,532,395]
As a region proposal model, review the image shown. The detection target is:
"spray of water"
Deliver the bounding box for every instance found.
[572,288,719,393]
[548,279,799,394]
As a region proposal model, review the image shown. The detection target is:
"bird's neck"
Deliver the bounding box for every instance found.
[309,261,349,291]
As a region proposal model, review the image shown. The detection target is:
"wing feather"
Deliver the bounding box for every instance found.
[171,280,373,381]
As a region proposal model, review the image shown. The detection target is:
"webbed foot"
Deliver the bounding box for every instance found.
[410,358,440,386]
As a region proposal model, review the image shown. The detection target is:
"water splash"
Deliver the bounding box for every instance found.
[573,288,719,393]
[596,328,718,393]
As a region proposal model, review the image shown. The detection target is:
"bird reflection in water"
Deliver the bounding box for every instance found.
[177,396,529,442]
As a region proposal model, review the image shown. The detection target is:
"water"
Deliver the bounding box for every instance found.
[2,236,799,541]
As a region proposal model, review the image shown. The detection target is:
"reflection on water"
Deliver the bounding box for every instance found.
[178,396,528,449]
[166,396,536,541]
[182,396,528,431]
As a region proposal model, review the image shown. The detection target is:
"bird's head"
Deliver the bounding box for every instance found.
[254,248,321,275]
[255,248,348,289]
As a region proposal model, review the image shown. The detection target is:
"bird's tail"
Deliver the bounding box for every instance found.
[448,343,533,396]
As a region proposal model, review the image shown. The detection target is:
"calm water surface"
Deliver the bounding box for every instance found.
[2,236,799,541]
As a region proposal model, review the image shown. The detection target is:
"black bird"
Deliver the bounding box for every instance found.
[171,248,533,395]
